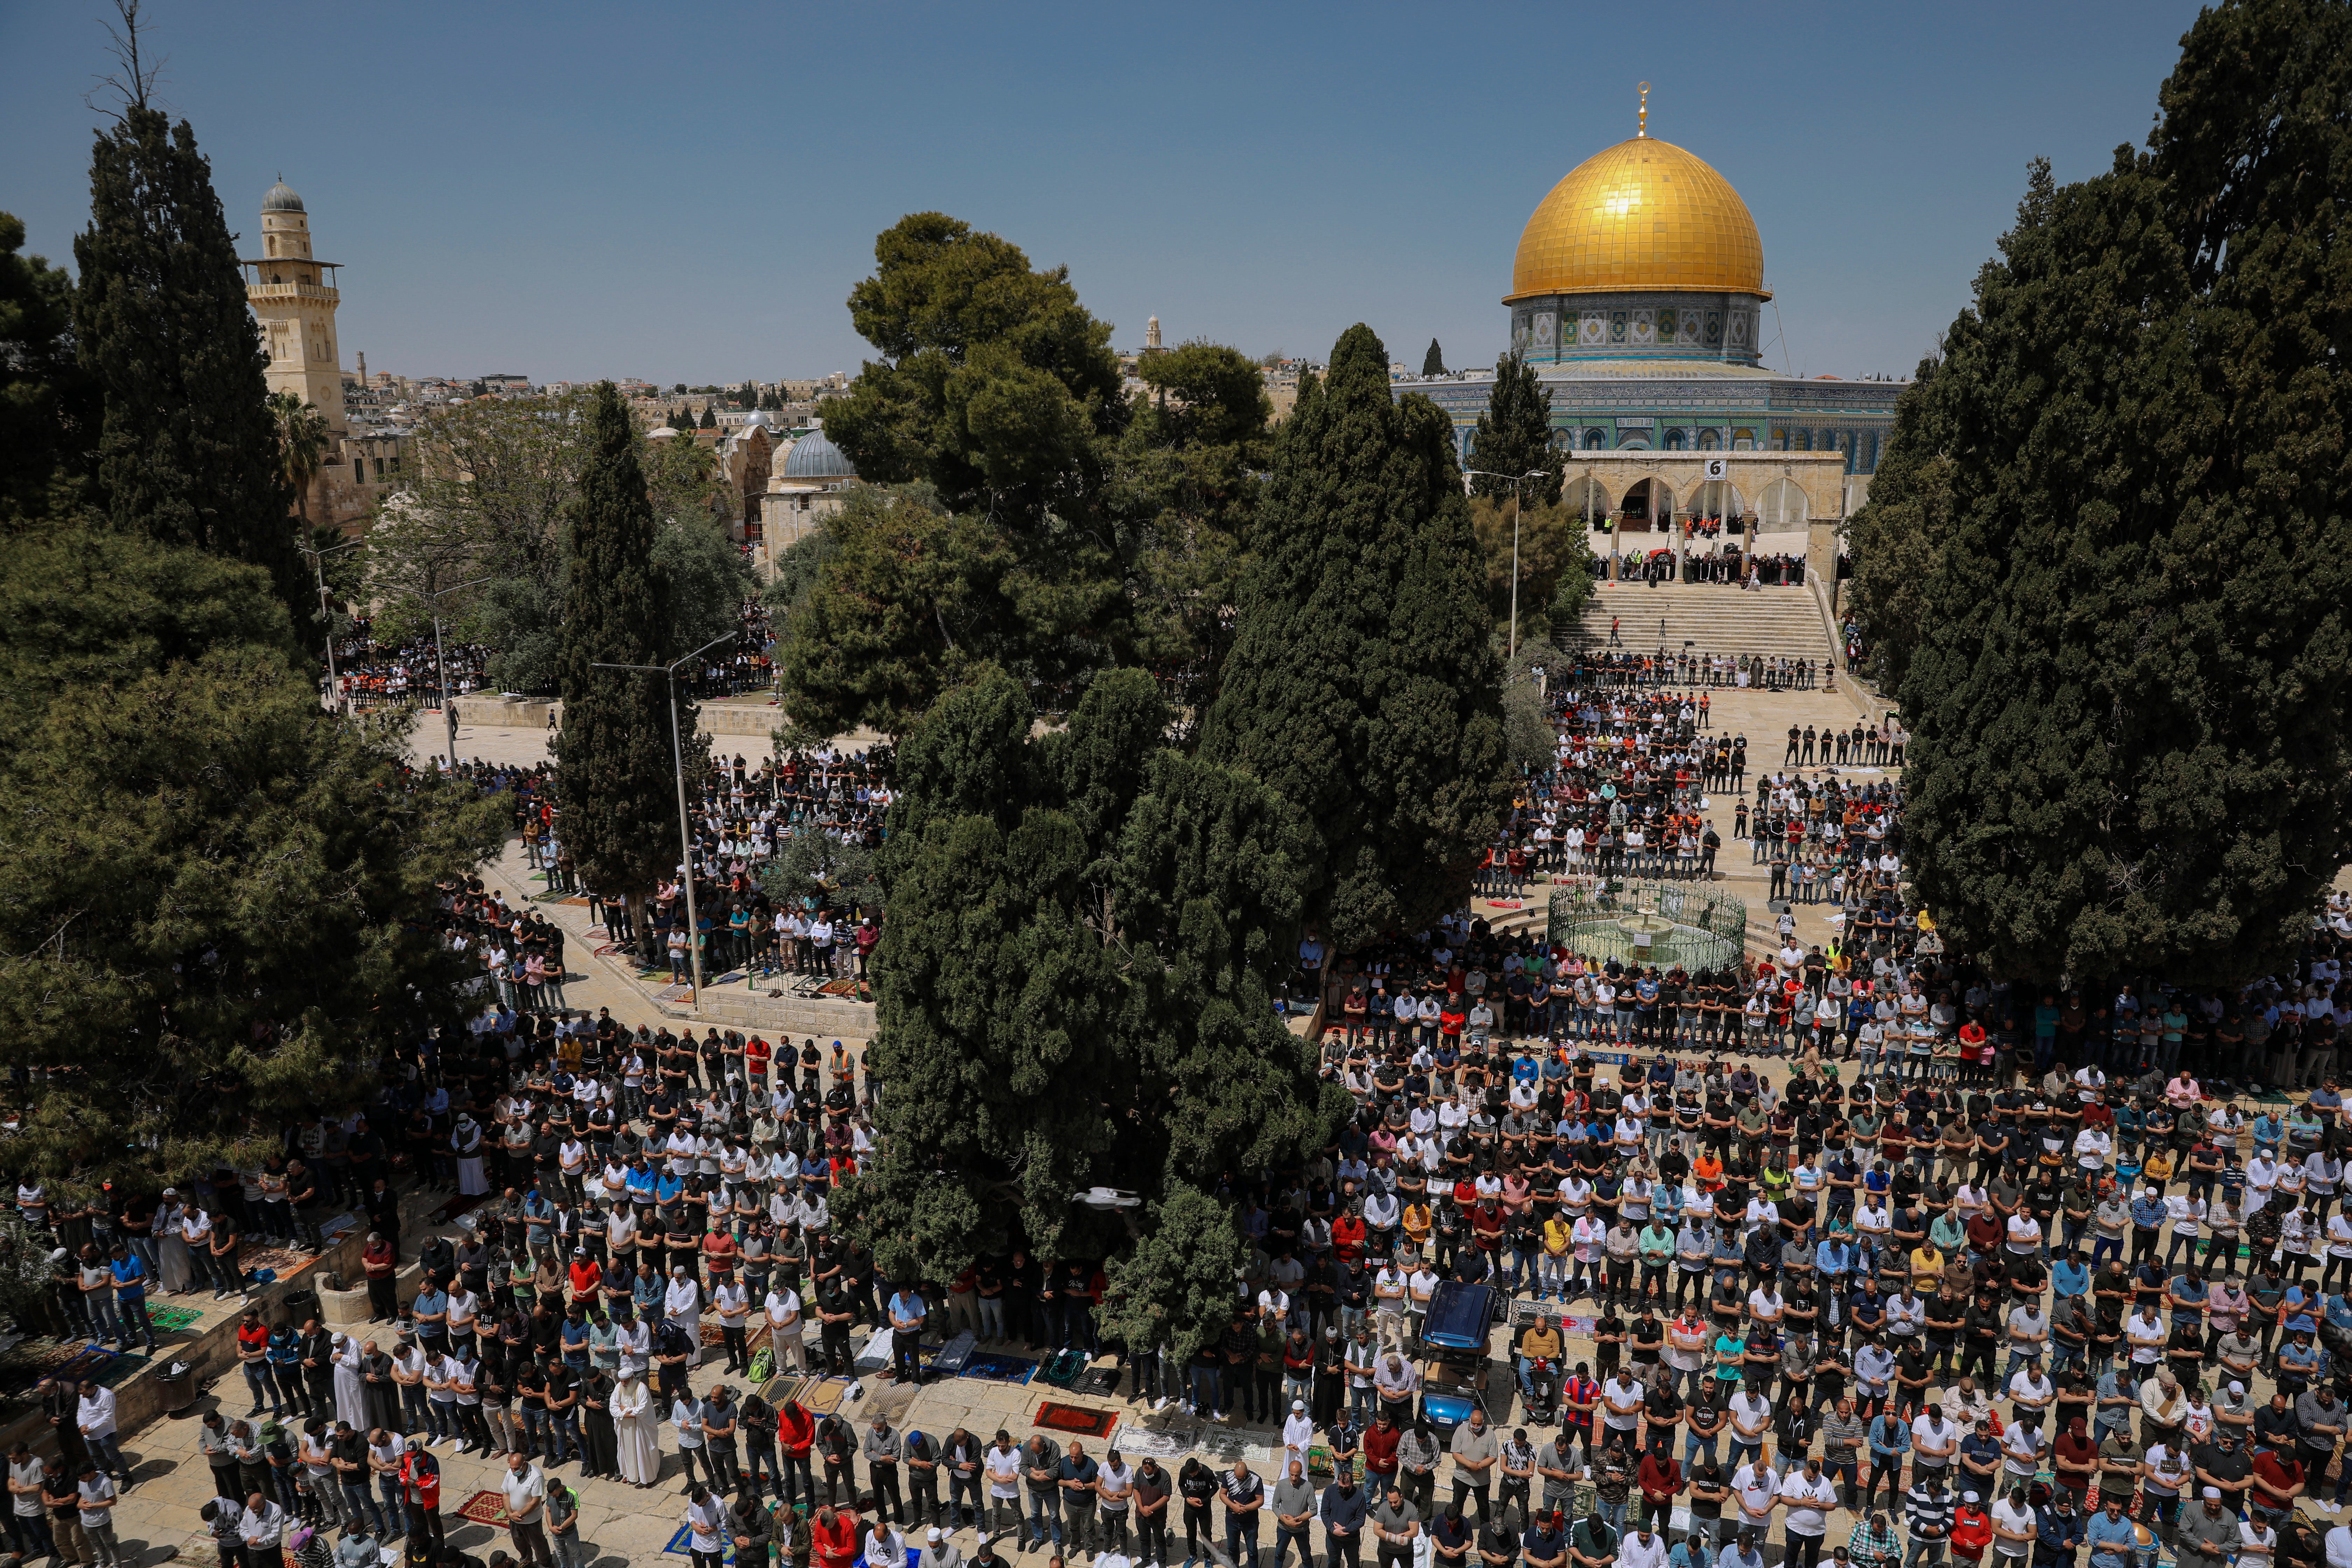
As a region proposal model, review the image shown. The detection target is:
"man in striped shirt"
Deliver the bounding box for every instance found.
[1905,1471,1955,1568]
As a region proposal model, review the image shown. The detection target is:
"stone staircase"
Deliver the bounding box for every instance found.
[1570,580,1837,664]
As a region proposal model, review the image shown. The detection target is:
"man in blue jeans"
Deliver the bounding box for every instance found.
[1222,1459,1264,1568]
[105,1245,159,1357]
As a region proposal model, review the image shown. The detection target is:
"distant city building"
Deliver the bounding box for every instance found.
[241,178,410,531]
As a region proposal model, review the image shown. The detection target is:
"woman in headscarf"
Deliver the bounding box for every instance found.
[611,1370,662,1488]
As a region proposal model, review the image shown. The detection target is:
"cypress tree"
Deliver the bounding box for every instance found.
[1467,352,1563,505]
[696,404,716,430]
[1200,324,1508,948]
[555,383,679,941]
[1886,0,2352,985]
[1422,337,1446,377]
[72,106,300,614]
[849,666,1333,1354]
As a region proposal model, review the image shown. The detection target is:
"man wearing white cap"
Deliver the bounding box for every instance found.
[925,1526,965,1568]
[1283,1401,1315,1474]
[2174,1487,2237,1568]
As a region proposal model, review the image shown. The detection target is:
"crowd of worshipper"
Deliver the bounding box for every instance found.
[19,906,2352,1568]
[1469,682,1747,894]
[1564,649,1828,692]
[1734,768,1907,921]
[1254,897,2352,1568]
[327,620,493,710]
[552,746,894,983]
[1602,549,1812,592]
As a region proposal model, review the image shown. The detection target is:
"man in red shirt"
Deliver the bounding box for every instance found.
[778,1397,817,1510]
[744,1035,772,1085]
[2250,1441,2305,1518]
[1637,1448,1682,1531]
[1362,1411,1401,1490]
[1331,1210,1368,1269]
[811,1502,861,1568]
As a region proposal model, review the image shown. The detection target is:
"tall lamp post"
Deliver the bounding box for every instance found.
[295,535,364,713]
[415,574,494,766]
[593,630,738,1002]
[1463,467,1553,660]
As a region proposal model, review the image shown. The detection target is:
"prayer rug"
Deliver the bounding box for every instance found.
[954,1352,1037,1384]
[1033,1401,1117,1440]
[239,1241,322,1279]
[455,1490,509,1526]
[1113,1423,1195,1461]
[144,1305,205,1333]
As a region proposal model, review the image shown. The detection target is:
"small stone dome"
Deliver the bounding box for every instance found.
[779,420,857,480]
[262,179,305,214]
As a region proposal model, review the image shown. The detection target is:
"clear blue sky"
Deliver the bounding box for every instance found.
[0,0,2208,387]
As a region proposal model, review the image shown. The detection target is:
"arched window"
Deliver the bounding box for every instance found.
[1584,428,1606,450]
[1696,428,1720,451]
[1790,430,1812,452]
[1618,437,1650,450]
[1663,428,1686,451]
[1733,428,1757,451]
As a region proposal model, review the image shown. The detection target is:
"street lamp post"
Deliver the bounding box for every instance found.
[1463,468,1553,660]
[415,574,494,766]
[593,631,738,1002]
[295,536,365,714]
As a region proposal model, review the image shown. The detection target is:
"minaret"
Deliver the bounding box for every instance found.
[1146,315,1162,351]
[244,178,347,433]
[356,351,367,384]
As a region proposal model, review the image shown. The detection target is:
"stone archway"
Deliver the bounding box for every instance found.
[1562,474,1613,528]
[1757,477,1808,532]
[1620,478,1673,532]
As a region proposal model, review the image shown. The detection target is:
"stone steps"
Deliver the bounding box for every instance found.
[1571,581,1835,663]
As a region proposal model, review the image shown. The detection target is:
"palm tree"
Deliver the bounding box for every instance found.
[268,390,331,522]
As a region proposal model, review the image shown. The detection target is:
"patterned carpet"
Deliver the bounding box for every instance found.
[455,1489,509,1526]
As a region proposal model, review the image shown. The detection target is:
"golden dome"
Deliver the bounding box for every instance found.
[1507,135,1766,302]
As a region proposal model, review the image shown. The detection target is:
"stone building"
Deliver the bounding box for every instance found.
[756,419,858,574]
[241,180,412,533]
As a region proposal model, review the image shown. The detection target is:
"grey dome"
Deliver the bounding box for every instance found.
[781,425,856,480]
[262,180,305,214]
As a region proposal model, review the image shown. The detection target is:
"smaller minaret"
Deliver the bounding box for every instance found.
[1146,315,1162,351]
[356,351,367,383]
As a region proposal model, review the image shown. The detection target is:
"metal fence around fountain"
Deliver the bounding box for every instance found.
[1546,876,1748,973]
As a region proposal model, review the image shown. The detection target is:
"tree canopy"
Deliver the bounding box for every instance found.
[784,216,1273,737]
[0,212,93,527]
[846,666,1339,1359]
[1200,324,1508,949]
[829,211,1127,522]
[74,106,301,617]
[1422,338,1446,378]
[1466,353,1563,506]
[0,97,503,1195]
[1865,0,2352,984]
